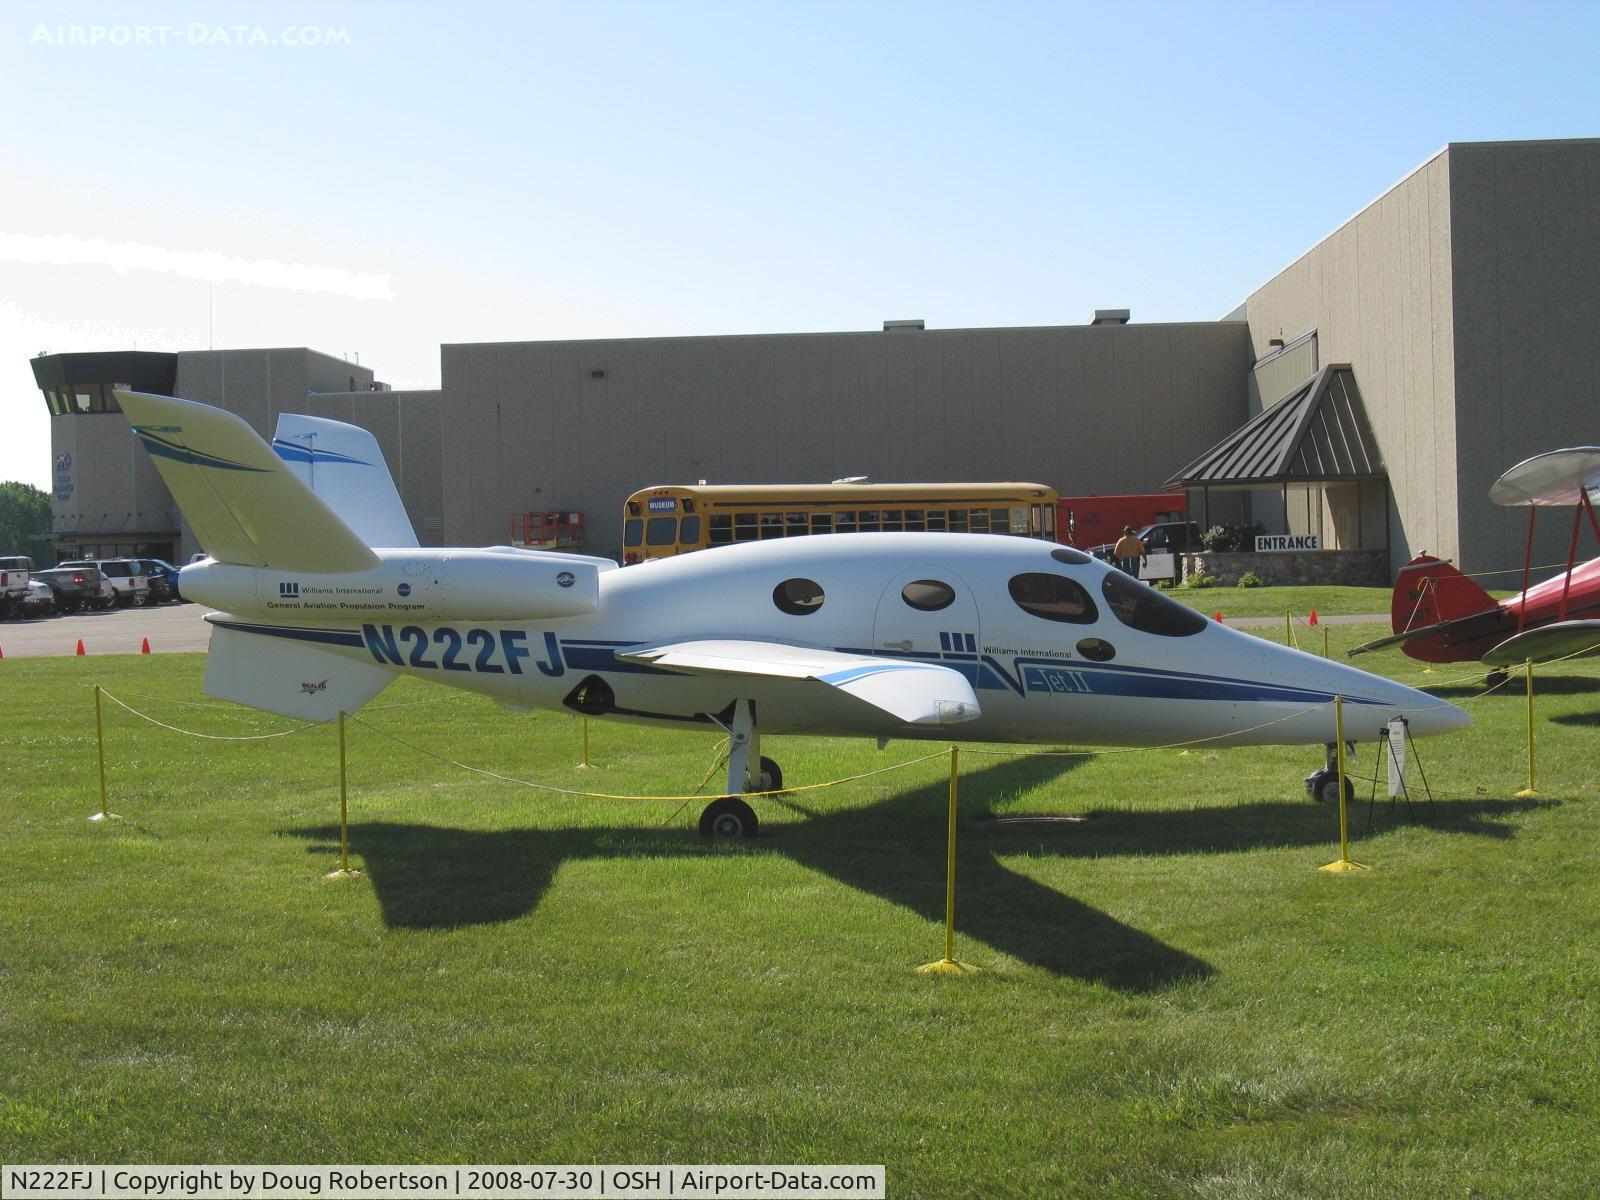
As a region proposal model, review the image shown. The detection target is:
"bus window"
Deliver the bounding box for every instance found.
[759,513,786,539]
[925,509,946,531]
[905,509,926,532]
[858,510,881,532]
[624,519,643,548]
[811,513,833,533]
[948,508,968,532]
[786,512,807,535]
[968,509,989,533]
[883,509,904,531]
[646,516,677,546]
[836,511,857,534]
[734,513,758,541]
[709,515,733,544]
[679,515,701,546]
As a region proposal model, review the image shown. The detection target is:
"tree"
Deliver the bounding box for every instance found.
[0,481,54,562]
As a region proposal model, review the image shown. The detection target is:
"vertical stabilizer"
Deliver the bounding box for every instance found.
[273,413,419,548]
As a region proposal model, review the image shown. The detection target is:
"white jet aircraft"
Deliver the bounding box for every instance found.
[118,391,1468,837]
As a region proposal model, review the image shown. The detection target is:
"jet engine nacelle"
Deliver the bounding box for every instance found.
[179,550,604,621]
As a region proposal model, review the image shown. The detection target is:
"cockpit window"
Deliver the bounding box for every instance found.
[1099,571,1208,637]
[1008,573,1098,624]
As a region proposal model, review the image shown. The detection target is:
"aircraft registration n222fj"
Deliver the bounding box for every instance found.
[118,390,1468,837]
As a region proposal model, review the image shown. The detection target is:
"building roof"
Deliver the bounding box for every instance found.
[1166,365,1385,488]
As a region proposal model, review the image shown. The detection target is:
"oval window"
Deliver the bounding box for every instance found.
[773,577,825,615]
[901,579,955,612]
[1076,637,1116,662]
[1007,573,1098,624]
[1099,571,1208,637]
[1051,546,1092,566]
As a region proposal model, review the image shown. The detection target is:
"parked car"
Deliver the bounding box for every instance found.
[33,564,116,612]
[1088,521,1204,583]
[20,579,56,617]
[0,555,33,618]
[55,559,150,607]
[129,557,182,603]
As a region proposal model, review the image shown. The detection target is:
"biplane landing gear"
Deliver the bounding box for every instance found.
[1305,744,1355,805]
[699,699,772,839]
[1484,668,1510,689]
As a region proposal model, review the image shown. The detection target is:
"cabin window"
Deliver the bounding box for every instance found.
[623,519,643,548]
[773,578,825,615]
[901,579,956,612]
[1076,637,1116,662]
[1051,546,1092,566]
[1099,571,1207,637]
[1008,573,1097,624]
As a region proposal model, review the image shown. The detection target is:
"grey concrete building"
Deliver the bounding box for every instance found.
[25,138,1600,580]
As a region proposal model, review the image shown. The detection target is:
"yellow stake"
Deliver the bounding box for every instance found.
[1515,658,1539,798]
[1322,625,1330,659]
[1284,609,1292,644]
[89,685,118,822]
[917,746,979,974]
[326,710,362,879]
[1319,695,1368,872]
[578,716,592,768]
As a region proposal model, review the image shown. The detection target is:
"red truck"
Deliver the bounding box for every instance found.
[1058,493,1189,550]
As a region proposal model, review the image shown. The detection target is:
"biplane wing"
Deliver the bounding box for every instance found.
[1480,620,1600,668]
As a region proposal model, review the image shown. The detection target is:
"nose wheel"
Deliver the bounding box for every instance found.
[699,796,760,839]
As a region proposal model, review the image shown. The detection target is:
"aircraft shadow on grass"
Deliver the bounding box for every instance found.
[284,757,1547,992]
[1426,676,1600,699]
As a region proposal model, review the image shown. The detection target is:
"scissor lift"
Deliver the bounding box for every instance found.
[511,511,586,550]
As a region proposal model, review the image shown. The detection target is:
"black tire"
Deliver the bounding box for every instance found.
[698,796,759,839]
[756,755,783,793]
[1485,668,1510,689]
[1309,770,1355,806]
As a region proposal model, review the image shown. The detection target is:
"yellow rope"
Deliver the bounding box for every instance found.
[99,689,329,741]
[346,710,948,802]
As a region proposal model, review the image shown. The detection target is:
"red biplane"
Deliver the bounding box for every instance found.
[1352,447,1600,682]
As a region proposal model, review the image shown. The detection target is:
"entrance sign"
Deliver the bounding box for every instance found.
[1257,534,1320,552]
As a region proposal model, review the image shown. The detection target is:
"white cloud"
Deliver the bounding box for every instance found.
[0,232,394,301]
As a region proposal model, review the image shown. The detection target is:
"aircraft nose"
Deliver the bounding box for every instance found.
[1251,635,1471,738]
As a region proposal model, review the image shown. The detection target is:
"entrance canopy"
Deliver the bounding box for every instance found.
[1166,365,1384,488]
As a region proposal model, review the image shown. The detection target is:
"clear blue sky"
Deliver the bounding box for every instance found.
[2,0,1597,486]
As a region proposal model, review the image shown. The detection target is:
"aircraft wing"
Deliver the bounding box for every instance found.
[1481,620,1600,667]
[618,640,980,725]
[1349,607,1514,657]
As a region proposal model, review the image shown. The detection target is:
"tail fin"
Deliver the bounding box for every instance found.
[1392,555,1496,633]
[272,413,418,548]
[116,390,378,573]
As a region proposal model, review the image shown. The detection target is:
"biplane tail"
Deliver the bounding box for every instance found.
[1391,555,1496,633]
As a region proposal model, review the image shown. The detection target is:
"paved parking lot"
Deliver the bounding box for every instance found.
[0,602,212,657]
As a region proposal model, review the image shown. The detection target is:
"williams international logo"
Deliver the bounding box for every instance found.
[279,581,300,599]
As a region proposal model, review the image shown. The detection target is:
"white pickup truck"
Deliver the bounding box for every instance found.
[0,555,33,618]
[56,559,150,607]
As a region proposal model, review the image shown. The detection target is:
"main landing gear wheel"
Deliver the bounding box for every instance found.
[755,755,783,793]
[1484,668,1510,689]
[1305,767,1355,806]
[699,796,759,839]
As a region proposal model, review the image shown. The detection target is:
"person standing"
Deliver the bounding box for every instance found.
[1113,526,1145,577]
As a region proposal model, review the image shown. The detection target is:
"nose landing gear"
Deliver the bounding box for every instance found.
[1305,743,1355,805]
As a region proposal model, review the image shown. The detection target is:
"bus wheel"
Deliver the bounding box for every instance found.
[699,797,759,839]
[756,756,784,793]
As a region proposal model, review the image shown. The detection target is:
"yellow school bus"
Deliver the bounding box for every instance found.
[621,482,1059,563]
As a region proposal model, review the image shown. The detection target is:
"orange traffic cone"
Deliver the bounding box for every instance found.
[1307,608,1319,626]
[75,639,86,656]
[1214,611,1223,622]
[140,637,151,654]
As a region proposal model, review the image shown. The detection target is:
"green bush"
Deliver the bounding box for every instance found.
[1237,571,1263,588]
[1200,523,1266,553]
[1183,573,1220,589]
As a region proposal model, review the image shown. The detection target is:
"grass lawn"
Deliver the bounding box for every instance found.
[1166,584,1518,620]
[2,626,1597,1197]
